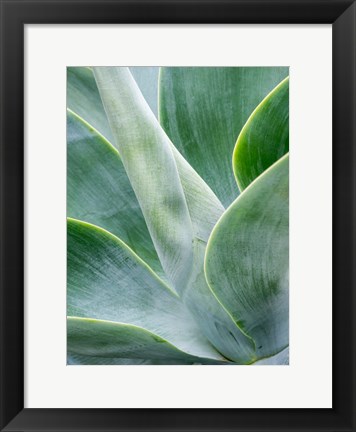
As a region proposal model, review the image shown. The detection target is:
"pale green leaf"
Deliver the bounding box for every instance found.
[93,67,256,364]
[182,238,256,364]
[67,67,113,143]
[205,154,289,359]
[68,218,223,361]
[93,66,194,291]
[67,109,165,280]
[67,66,159,138]
[233,77,289,190]
[67,352,201,365]
[129,67,224,239]
[68,67,224,242]
[159,67,289,206]
[68,317,227,364]
[68,352,155,365]
[94,68,219,291]
[253,347,289,365]
[130,67,159,117]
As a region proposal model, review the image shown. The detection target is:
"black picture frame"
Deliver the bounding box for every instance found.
[1,0,355,431]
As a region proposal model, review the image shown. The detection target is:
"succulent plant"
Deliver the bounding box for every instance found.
[67,66,289,365]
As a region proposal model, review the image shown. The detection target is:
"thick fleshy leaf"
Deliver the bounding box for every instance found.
[67,351,150,366]
[131,67,226,240]
[94,67,194,291]
[253,347,289,365]
[67,218,223,361]
[67,67,158,139]
[68,67,224,242]
[159,67,289,206]
[67,67,113,143]
[68,352,154,365]
[68,66,224,289]
[233,77,289,190]
[68,318,227,364]
[171,147,224,241]
[205,154,289,359]
[93,67,256,364]
[67,66,244,360]
[67,352,201,365]
[67,109,166,281]
[130,67,224,239]
[182,239,256,364]
[130,67,159,117]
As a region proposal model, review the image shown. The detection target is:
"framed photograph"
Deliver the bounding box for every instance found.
[0,0,355,431]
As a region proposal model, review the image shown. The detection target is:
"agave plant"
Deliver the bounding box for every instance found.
[67,66,289,365]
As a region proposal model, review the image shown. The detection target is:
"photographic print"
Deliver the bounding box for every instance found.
[67,66,289,365]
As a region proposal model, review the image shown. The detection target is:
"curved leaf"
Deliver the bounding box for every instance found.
[171,147,224,242]
[68,218,223,361]
[93,67,256,364]
[68,352,155,365]
[68,67,225,242]
[130,68,225,239]
[182,239,256,364]
[67,67,113,143]
[94,67,194,291]
[67,109,166,280]
[68,317,227,364]
[130,67,159,117]
[253,347,289,365]
[67,67,159,139]
[159,67,289,206]
[67,352,201,365]
[233,77,289,190]
[205,154,289,359]
[68,66,225,286]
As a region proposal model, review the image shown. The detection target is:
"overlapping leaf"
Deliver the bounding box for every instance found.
[159,67,289,205]
[68,66,225,269]
[205,155,289,359]
[130,67,159,117]
[68,318,226,364]
[67,351,204,365]
[67,109,165,280]
[68,351,155,365]
[93,67,195,291]
[233,77,289,190]
[93,67,257,364]
[67,66,289,365]
[67,67,113,143]
[68,218,224,363]
[253,347,289,365]
[67,66,236,363]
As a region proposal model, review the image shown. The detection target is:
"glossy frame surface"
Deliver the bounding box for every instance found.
[0,1,355,430]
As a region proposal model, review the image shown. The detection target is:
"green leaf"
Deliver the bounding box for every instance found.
[67,351,201,365]
[129,68,224,239]
[182,239,256,364]
[94,67,219,291]
[159,67,289,206]
[171,147,225,242]
[68,67,224,244]
[68,352,154,365]
[93,67,256,364]
[67,66,159,139]
[205,154,289,359]
[68,218,223,362]
[67,109,166,281]
[233,77,289,190]
[67,67,113,143]
[253,347,289,365]
[93,67,194,291]
[68,318,227,364]
[130,67,159,117]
